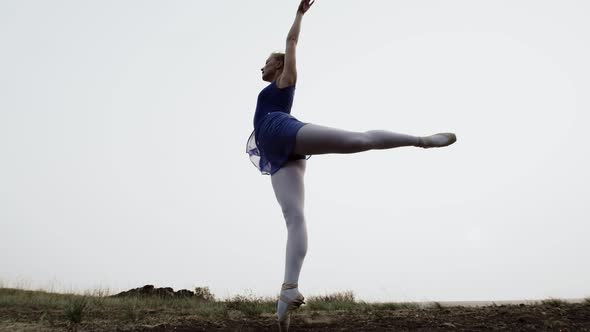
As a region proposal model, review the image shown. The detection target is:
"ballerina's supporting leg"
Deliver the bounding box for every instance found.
[293,123,456,155]
[270,160,308,325]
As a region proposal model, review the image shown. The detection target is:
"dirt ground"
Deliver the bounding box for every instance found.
[136,303,590,332]
[3,301,589,332]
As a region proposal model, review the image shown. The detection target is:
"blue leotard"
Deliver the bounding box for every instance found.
[246,80,312,175]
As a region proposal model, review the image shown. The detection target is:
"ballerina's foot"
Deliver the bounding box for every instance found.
[277,288,300,319]
[418,133,457,148]
[277,284,305,332]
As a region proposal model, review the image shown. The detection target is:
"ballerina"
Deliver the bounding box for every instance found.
[246,0,456,330]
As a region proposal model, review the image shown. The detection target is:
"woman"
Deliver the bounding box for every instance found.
[246,0,456,330]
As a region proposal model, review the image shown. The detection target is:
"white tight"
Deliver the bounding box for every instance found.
[271,123,422,286]
[293,123,421,155]
[271,159,308,285]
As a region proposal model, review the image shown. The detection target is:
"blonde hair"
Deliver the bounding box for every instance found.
[271,52,285,67]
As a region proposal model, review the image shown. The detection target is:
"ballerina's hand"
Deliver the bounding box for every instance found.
[297,0,315,15]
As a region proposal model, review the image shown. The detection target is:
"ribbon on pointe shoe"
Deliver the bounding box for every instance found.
[281,282,298,290]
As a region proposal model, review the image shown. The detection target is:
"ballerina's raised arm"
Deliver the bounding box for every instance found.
[279,0,315,88]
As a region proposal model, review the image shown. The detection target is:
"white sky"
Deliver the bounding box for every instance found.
[1,0,589,303]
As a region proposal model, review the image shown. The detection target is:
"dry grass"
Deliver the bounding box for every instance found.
[0,286,422,325]
[1,286,589,331]
[541,298,569,307]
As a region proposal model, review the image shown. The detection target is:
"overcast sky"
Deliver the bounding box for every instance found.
[1,0,589,303]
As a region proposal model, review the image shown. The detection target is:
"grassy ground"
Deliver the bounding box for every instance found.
[1,287,589,331]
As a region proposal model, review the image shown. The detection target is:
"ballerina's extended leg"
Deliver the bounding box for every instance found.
[293,123,456,155]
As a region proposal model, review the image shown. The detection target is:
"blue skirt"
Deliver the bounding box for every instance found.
[246,112,312,175]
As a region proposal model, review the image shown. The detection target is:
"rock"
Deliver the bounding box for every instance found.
[176,289,195,297]
[142,285,154,292]
[154,287,174,297]
[111,285,216,300]
[111,285,196,298]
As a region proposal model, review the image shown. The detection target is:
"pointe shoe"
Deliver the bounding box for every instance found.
[277,282,305,332]
[418,133,457,148]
